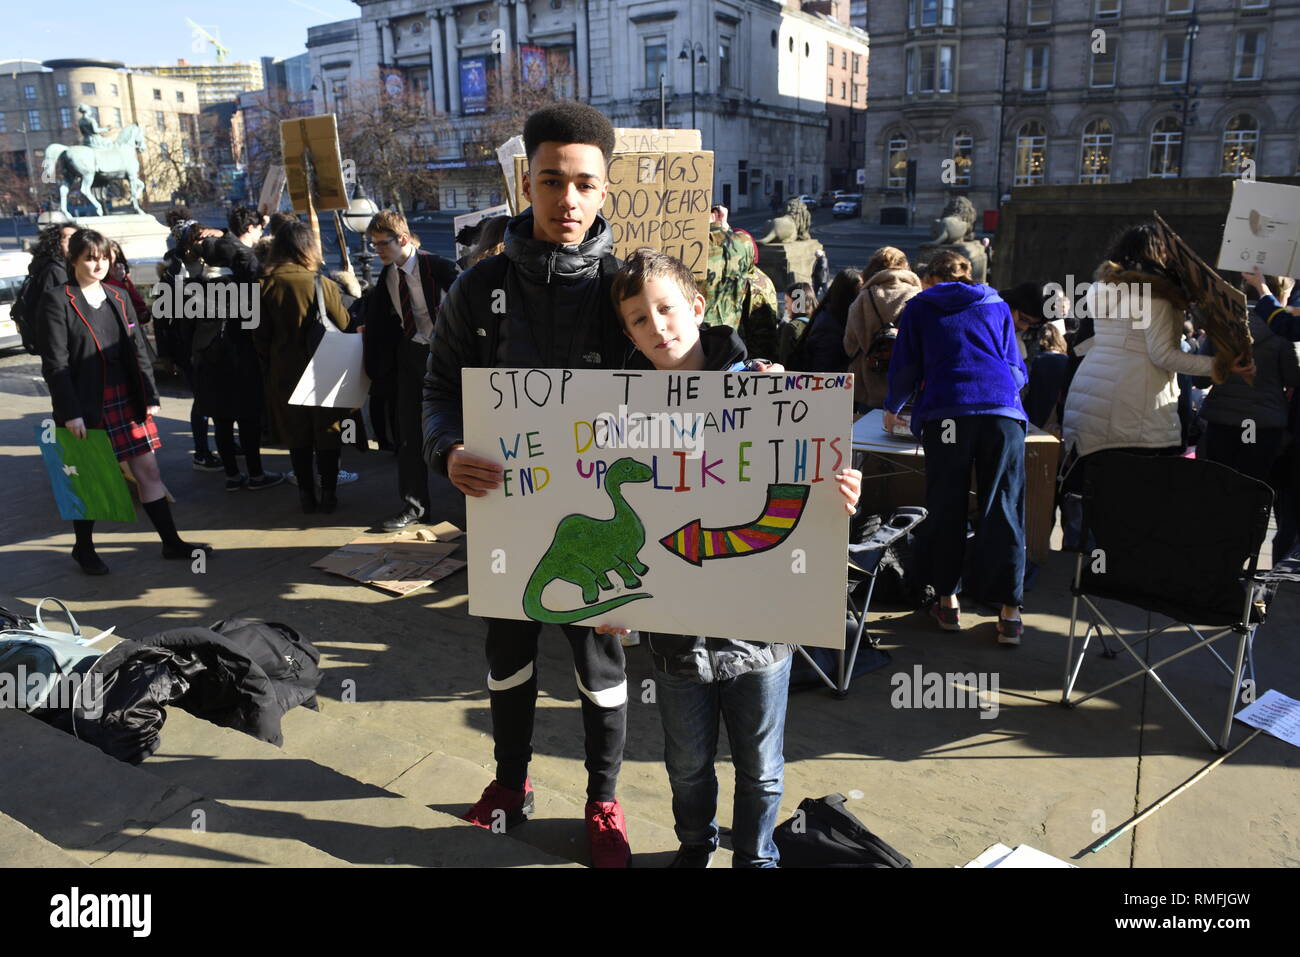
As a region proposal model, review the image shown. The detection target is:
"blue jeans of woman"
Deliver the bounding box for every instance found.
[654,655,792,868]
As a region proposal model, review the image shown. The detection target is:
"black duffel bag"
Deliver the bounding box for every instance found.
[774,794,913,868]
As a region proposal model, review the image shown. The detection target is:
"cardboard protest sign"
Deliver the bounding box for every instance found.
[312,523,466,597]
[512,128,713,280]
[463,369,853,648]
[1153,212,1253,383]
[280,115,348,213]
[1217,180,1300,279]
[35,425,135,522]
[258,164,287,214]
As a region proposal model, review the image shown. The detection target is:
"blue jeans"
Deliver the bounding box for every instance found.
[654,655,792,868]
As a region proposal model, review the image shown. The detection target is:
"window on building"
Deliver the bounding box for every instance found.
[827,117,834,140]
[1080,118,1114,183]
[887,134,908,188]
[1149,116,1182,177]
[1024,45,1049,90]
[910,44,956,94]
[910,0,956,27]
[644,38,667,90]
[1095,0,1121,18]
[905,49,915,94]
[27,110,41,131]
[1234,31,1266,80]
[59,107,72,129]
[739,159,748,195]
[110,83,118,97]
[952,129,973,186]
[719,37,731,89]
[156,110,166,131]
[1240,0,1268,9]
[80,82,96,95]
[56,82,67,98]
[853,54,861,74]
[1160,34,1189,84]
[1221,114,1259,175]
[1014,121,1047,186]
[113,107,122,126]
[23,85,36,100]
[1166,0,1194,12]
[153,88,162,101]
[176,90,185,103]
[842,81,847,98]
[1028,0,1052,25]
[828,77,835,96]
[828,47,834,65]
[1090,40,1118,87]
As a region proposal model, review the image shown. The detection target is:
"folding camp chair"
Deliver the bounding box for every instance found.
[797,506,927,697]
[1060,452,1297,752]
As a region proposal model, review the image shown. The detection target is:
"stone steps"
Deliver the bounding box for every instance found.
[0,810,88,868]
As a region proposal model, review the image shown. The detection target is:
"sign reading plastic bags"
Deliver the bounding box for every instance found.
[462,368,853,648]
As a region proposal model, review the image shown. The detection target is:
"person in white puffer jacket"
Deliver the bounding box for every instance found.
[1062,224,1253,462]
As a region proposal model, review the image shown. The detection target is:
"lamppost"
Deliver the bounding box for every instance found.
[678,42,708,131]
[309,76,332,114]
[1179,16,1201,171]
[342,181,379,287]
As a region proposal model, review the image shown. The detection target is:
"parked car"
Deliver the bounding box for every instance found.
[794,194,820,210]
[0,251,34,352]
[832,197,863,218]
[832,190,861,203]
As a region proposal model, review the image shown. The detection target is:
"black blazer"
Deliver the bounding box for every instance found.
[34,283,160,428]
[361,248,458,385]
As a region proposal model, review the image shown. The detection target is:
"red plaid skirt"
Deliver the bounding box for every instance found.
[101,383,161,461]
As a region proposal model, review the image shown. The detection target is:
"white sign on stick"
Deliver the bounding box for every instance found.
[463,368,854,648]
[1217,179,1300,279]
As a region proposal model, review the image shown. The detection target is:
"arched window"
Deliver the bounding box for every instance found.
[951,129,973,186]
[1079,118,1113,184]
[1221,114,1259,175]
[1149,116,1182,178]
[886,133,909,189]
[1014,121,1047,186]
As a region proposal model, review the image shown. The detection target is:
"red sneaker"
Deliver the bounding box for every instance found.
[585,799,631,868]
[463,779,534,831]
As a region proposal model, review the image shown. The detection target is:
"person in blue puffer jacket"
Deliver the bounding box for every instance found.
[883,250,1029,644]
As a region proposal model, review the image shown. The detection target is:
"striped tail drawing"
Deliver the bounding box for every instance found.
[659,483,811,566]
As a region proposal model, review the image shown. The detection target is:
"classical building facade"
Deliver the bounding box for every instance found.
[0,58,202,207]
[861,0,1300,226]
[302,0,868,211]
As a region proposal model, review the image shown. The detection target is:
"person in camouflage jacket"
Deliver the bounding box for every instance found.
[702,223,780,359]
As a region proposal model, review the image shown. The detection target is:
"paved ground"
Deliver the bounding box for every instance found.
[1,346,1298,868]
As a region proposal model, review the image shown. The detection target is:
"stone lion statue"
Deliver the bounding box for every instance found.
[920,195,977,248]
[758,198,812,245]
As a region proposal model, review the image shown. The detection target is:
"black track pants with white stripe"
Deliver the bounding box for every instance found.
[484,618,628,803]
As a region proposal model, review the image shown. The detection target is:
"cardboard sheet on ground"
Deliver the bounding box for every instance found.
[35,425,135,522]
[964,843,1076,868]
[511,128,713,280]
[1217,180,1300,279]
[1234,689,1300,748]
[312,523,466,596]
[463,368,853,647]
[289,322,370,409]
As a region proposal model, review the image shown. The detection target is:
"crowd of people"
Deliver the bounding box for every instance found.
[16,97,1299,870]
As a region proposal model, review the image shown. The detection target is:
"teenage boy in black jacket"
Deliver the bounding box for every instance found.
[362,210,459,530]
[421,102,635,867]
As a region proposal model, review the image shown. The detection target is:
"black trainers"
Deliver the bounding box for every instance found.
[667,844,714,868]
[225,474,248,492]
[192,452,223,472]
[247,471,286,490]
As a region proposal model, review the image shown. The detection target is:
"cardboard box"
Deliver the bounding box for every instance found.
[311,523,467,597]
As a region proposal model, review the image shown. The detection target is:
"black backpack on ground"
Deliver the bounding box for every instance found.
[774,794,913,868]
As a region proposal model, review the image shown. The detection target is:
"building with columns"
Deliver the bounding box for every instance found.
[303,0,869,211]
[861,0,1300,228]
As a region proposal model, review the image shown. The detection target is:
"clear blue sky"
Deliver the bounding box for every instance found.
[3,0,357,66]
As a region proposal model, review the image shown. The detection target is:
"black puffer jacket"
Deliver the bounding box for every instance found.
[637,325,794,683]
[421,209,629,476]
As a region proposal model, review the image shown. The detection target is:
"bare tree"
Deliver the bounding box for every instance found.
[476,51,578,154]
[0,164,34,215]
[336,77,451,215]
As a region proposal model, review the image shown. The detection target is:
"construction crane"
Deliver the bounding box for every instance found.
[185,18,230,64]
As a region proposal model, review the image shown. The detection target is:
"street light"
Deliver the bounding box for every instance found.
[1180,16,1201,158]
[309,76,332,114]
[678,42,708,131]
[341,181,379,287]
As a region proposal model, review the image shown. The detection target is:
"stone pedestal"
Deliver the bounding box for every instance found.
[72,213,170,262]
[757,238,824,293]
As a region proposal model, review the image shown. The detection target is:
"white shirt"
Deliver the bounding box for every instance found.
[83,282,107,308]
[386,243,433,344]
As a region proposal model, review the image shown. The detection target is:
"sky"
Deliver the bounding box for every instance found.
[3,0,358,67]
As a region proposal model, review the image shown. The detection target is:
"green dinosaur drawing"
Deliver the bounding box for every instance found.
[522,457,654,624]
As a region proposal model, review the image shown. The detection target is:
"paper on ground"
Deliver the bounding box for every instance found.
[964,843,1076,868]
[1234,689,1300,748]
[312,523,466,597]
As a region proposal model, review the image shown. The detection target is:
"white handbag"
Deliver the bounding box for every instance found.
[288,276,370,409]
